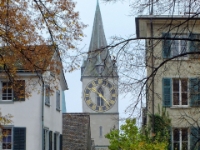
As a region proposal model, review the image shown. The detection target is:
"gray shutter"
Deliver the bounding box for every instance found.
[189,78,200,106]
[163,78,172,107]
[49,131,52,150]
[14,80,25,101]
[54,133,56,150]
[60,134,62,150]
[13,127,26,150]
[190,127,200,150]
[162,33,171,58]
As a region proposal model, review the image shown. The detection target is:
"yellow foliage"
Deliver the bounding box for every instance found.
[0,0,85,84]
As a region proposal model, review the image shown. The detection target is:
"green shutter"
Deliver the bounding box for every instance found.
[49,131,52,150]
[162,33,171,58]
[13,127,26,150]
[60,134,62,150]
[189,78,200,106]
[190,127,200,150]
[163,78,172,107]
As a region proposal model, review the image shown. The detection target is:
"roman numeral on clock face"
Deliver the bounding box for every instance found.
[109,100,115,105]
[86,99,92,105]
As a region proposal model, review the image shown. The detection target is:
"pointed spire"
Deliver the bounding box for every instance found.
[88,0,107,56]
[80,1,118,79]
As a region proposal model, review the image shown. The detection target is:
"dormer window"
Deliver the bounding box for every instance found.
[96,65,104,74]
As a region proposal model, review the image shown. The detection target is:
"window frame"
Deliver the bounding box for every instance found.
[99,126,103,137]
[171,33,189,59]
[45,84,50,106]
[56,90,60,111]
[172,128,189,150]
[2,82,13,101]
[2,128,13,150]
[44,129,49,150]
[172,78,189,107]
[1,80,25,102]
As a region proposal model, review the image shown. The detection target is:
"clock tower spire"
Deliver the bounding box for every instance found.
[81,1,119,149]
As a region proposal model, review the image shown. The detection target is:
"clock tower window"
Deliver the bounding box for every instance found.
[99,126,103,137]
[97,87,104,106]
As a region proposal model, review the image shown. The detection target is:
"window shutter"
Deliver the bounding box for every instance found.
[162,78,172,107]
[54,133,56,150]
[14,80,25,101]
[60,134,62,150]
[43,129,45,150]
[190,127,200,150]
[49,131,52,150]
[13,127,26,150]
[190,33,196,52]
[189,78,200,106]
[162,33,171,58]
[168,127,172,150]
[189,33,200,59]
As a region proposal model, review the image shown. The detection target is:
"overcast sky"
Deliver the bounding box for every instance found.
[65,0,135,120]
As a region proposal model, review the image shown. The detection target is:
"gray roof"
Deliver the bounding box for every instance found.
[81,1,118,78]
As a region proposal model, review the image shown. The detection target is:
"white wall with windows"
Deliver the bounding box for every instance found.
[0,75,66,150]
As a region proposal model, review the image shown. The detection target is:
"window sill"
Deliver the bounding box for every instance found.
[56,108,61,112]
[0,100,14,104]
[170,106,190,109]
[45,103,50,107]
[171,57,189,61]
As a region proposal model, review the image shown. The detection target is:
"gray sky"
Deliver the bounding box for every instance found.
[65,0,135,120]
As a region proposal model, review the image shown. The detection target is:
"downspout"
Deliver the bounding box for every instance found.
[150,0,155,135]
[42,82,45,150]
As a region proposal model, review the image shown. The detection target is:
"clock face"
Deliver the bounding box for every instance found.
[84,78,117,112]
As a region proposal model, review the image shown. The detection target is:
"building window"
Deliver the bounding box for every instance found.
[45,85,50,105]
[2,127,26,150]
[163,33,188,58]
[99,126,102,137]
[2,82,13,101]
[2,128,12,149]
[56,90,60,111]
[173,128,188,150]
[54,133,60,150]
[44,129,49,150]
[97,87,104,106]
[171,34,188,57]
[173,78,188,106]
[2,80,25,101]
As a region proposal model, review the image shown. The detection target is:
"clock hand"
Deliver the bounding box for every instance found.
[91,88,110,106]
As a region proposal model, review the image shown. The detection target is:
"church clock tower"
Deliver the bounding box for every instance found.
[81,1,119,149]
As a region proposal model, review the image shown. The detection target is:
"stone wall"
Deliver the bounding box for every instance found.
[62,113,92,150]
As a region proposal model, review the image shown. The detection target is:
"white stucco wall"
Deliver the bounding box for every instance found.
[0,75,64,150]
[90,114,119,146]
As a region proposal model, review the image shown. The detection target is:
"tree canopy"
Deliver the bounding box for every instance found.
[0,0,85,82]
[105,118,169,150]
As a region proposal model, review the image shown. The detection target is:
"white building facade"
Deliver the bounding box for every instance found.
[0,60,68,149]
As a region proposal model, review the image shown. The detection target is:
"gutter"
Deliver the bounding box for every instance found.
[42,82,45,149]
